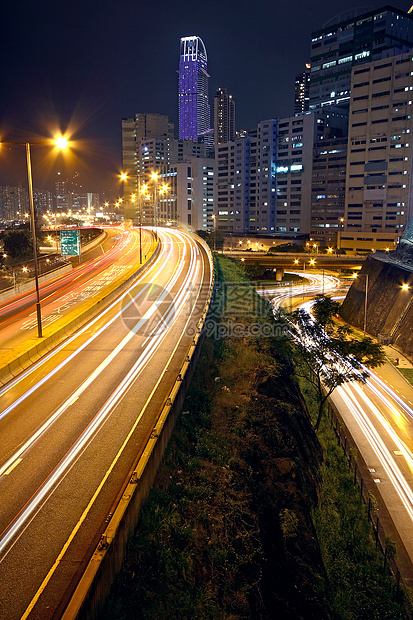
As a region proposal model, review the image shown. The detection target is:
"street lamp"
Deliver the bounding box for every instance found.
[211,214,217,251]
[150,172,160,240]
[159,183,170,229]
[353,272,369,337]
[1,136,69,337]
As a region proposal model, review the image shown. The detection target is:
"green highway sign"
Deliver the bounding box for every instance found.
[60,229,81,256]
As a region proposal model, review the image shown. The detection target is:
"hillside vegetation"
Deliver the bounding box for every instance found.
[98,255,404,619]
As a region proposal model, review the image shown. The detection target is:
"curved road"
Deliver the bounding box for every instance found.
[0,228,213,620]
[0,227,154,358]
[268,273,413,587]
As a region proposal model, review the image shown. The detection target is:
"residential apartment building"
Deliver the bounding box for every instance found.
[215,119,278,234]
[159,158,215,231]
[0,186,28,221]
[122,112,212,224]
[33,189,53,217]
[310,136,348,243]
[275,109,347,236]
[309,6,413,111]
[343,51,413,248]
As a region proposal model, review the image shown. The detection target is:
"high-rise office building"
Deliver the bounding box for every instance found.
[294,65,311,115]
[178,36,211,143]
[214,87,235,145]
[309,6,413,111]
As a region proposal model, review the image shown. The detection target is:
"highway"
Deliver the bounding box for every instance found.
[267,273,413,585]
[0,228,213,620]
[224,250,364,270]
[0,226,153,359]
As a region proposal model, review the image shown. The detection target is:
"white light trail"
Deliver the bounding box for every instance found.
[0,230,205,558]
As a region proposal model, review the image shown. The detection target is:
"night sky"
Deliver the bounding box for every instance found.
[0,0,411,197]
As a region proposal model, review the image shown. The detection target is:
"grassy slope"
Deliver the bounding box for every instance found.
[98,255,404,620]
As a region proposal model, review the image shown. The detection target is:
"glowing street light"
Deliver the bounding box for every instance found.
[55,136,68,150]
[149,172,161,240]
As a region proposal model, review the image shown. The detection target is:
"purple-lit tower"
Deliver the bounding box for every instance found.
[178,36,211,142]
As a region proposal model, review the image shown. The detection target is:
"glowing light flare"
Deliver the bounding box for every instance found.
[55,136,68,150]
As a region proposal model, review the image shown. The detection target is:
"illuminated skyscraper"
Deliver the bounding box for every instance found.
[178,36,211,142]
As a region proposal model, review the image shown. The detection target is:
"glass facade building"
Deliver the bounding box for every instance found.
[179,36,211,142]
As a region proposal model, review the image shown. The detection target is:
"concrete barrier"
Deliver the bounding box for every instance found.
[0,263,73,304]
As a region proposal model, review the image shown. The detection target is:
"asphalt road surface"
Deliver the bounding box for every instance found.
[0,228,213,620]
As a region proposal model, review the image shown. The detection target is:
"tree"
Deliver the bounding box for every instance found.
[3,229,33,259]
[312,295,341,331]
[290,307,385,432]
[195,228,224,251]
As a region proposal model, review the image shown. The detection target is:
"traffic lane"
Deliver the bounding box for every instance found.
[0,227,144,327]
[0,233,186,523]
[0,228,115,318]
[0,236,211,619]
[361,376,413,455]
[0,228,181,456]
[331,383,413,566]
[0,230,196,548]
[0,229,153,353]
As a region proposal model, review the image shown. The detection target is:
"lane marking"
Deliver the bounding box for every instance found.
[20,231,210,620]
[4,458,22,476]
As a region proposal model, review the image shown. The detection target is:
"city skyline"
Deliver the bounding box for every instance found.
[1,0,411,194]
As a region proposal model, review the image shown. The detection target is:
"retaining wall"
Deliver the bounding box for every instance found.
[339,254,413,360]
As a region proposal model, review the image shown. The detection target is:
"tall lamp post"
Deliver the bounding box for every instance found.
[353,272,369,337]
[212,214,217,251]
[150,172,159,240]
[2,136,68,337]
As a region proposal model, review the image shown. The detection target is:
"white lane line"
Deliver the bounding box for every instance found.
[21,234,209,620]
[0,234,173,420]
[4,458,22,476]
[0,235,181,477]
[0,231,204,559]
